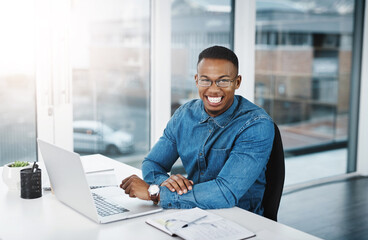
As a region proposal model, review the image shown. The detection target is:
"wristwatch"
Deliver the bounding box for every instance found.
[148,184,160,204]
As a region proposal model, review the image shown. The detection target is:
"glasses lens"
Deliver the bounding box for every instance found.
[198,80,211,87]
[217,80,231,87]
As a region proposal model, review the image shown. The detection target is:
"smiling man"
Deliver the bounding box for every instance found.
[120,46,275,215]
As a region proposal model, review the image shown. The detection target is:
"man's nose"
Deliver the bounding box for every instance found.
[208,81,221,91]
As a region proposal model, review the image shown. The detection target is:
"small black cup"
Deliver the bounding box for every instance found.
[20,168,42,199]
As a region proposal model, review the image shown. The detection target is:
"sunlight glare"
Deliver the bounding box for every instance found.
[0,1,35,76]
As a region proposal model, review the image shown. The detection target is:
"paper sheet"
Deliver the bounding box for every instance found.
[85,170,117,188]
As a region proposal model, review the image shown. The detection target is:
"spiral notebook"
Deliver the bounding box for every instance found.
[146,208,256,240]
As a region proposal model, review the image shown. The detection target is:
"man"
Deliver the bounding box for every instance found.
[120,46,274,215]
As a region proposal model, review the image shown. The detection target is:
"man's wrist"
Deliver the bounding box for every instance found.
[152,193,160,205]
[148,184,160,204]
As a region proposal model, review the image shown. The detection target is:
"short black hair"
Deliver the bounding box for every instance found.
[197,45,238,71]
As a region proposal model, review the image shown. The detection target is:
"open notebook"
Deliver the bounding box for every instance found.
[146,208,256,240]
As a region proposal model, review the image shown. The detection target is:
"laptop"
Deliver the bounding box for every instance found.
[37,139,162,224]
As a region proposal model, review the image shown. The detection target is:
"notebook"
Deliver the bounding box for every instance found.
[37,139,162,224]
[146,208,256,240]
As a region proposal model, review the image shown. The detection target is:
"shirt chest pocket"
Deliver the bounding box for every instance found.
[205,148,231,178]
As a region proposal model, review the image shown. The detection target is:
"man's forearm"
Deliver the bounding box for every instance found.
[142,159,171,185]
[158,178,236,209]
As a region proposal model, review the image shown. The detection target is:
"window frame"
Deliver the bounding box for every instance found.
[357,0,368,176]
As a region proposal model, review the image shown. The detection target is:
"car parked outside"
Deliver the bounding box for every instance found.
[73,120,134,155]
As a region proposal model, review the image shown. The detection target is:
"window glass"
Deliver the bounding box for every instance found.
[171,0,233,113]
[71,0,150,167]
[0,1,37,166]
[255,0,355,184]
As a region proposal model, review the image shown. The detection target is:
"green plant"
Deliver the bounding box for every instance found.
[9,161,29,168]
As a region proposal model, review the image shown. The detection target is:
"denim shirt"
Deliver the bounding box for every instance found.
[142,95,274,215]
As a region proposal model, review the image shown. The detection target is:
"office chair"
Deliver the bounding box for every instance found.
[262,123,285,222]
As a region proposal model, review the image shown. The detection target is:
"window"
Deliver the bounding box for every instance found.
[255,0,355,184]
[0,1,37,166]
[71,0,150,165]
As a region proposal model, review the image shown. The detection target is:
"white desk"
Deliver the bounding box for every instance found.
[0,155,322,240]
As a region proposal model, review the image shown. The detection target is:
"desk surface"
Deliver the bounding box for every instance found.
[0,155,322,240]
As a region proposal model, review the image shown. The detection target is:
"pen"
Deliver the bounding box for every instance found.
[182,215,208,228]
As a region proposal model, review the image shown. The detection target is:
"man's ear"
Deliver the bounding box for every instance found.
[195,74,199,87]
[235,75,242,89]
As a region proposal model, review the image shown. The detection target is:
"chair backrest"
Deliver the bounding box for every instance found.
[262,123,285,221]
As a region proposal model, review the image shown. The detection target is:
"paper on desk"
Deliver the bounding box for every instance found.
[85,170,118,188]
[82,157,114,174]
[43,169,117,190]
[146,207,256,240]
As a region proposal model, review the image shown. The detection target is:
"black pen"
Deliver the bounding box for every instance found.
[182,215,208,228]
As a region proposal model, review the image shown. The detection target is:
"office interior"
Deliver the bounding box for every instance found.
[1,0,367,239]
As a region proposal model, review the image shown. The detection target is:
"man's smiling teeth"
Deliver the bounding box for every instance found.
[208,96,222,103]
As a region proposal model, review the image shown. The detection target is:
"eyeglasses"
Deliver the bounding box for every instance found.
[197,76,238,88]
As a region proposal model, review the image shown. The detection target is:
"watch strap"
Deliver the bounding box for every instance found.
[150,193,159,205]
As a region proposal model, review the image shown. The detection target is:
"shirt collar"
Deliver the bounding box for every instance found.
[199,96,239,128]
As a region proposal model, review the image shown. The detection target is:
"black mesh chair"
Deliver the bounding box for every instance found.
[262,123,285,221]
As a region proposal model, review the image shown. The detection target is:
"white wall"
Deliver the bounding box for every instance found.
[150,0,172,146]
[234,0,256,102]
[36,0,73,155]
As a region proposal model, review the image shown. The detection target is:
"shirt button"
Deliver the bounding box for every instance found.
[199,153,202,156]
[200,172,204,175]
[209,129,212,133]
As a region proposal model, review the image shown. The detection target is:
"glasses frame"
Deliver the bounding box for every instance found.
[196,76,239,88]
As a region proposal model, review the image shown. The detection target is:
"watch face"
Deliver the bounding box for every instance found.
[149,184,160,195]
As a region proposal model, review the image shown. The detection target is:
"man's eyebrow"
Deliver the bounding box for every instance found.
[199,75,231,79]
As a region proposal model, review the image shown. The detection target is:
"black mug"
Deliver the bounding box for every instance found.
[20,168,42,199]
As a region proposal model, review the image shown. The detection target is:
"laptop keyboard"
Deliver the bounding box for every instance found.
[92,193,129,217]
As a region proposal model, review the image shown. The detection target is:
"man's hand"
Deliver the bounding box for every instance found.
[161,174,194,195]
[120,174,150,200]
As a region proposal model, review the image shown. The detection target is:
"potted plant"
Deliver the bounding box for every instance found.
[2,161,31,191]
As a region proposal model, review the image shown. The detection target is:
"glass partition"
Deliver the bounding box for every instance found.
[0,1,37,166]
[71,0,150,167]
[255,0,355,184]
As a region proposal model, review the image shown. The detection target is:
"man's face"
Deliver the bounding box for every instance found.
[195,58,241,117]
